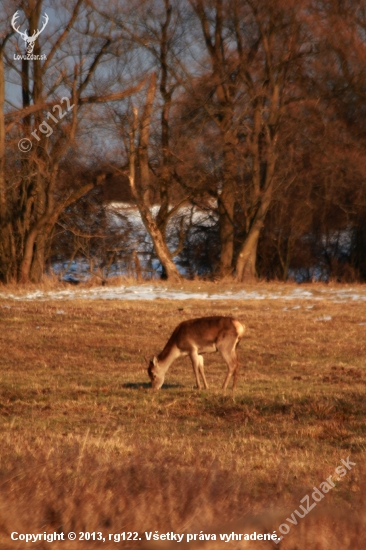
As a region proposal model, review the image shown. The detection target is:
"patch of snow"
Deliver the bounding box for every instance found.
[1,285,366,303]
[315,316,332,322]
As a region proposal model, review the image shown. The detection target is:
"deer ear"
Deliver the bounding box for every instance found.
[153,356,158,367]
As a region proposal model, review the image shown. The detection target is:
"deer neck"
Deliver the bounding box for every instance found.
[157,342,181,372]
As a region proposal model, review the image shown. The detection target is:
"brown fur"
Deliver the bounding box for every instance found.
[148,316,245,390]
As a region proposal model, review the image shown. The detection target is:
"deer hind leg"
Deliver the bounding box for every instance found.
[217,335,240,390]
[231,337,242,389]
[232,351,240,389]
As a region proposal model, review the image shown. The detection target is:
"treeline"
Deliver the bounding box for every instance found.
[1,0,365,283]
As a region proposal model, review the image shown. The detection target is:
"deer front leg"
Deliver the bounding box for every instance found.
[198,354,209,389]
[190,351,203,389]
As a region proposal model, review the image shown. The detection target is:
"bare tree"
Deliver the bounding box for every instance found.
[185,0,314,280]
[128,74,181,282]
[91,0,191,279]
[0,0,145,283]
[188,0,238,277]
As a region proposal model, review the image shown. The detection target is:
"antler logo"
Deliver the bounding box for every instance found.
[11,11,49,55]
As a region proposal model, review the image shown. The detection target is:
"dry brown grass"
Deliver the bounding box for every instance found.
[0,283,365,548]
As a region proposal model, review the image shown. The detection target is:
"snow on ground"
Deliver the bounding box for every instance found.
[1,285,366,302]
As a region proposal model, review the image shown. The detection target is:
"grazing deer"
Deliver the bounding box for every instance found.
[148,316,245,390]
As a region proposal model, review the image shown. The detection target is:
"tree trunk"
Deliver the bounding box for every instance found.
[0,39,16,282]
[129,76,181,283]
[235,157,276,282]
[138,206,181,282]
[218,134,236,277]
[19,227,39,283]
[235,224,260,281]
[30,233,46,283]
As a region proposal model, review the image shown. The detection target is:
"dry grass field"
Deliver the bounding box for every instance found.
[0,282,365,549]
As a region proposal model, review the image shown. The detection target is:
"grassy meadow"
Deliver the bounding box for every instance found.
[0,281,365,549]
